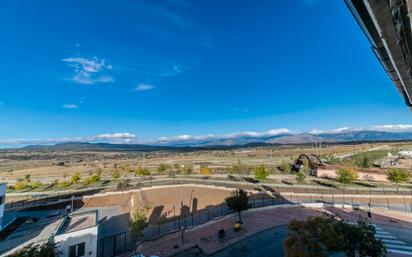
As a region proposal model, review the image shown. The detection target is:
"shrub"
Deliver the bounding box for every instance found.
[24,174,31,182]
[136,167,150,176]
[57,181,71,189]
[254,164,269,182]
[9,241,60,257]
[387,168,410,184]
[279,162,291,174]
[337,167,358,184]
[71,172,81,184]
[296,170,306,183]
[129,210,148,241]
[111,170,121,181]
[31,181,42,189]
[284,215,386,257]
[14,181,29,191]
[157,163,169,175]
[84,173,101,185]
[200,164,211,176]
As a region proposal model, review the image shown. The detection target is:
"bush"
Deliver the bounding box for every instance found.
[130,210,148,241]
[296,170,306,182]
[31,181,42,189]
[84,173,101,185]
[387,168,410,184]
[136,167,150,176]
[157,163,169,175]
[9,241,60,257]
[111,170,121,181]
[200,164,211,176]
[284,215,386,257]
[254,164,269,182]
[57,181,71,189]
[71,172,81,184]
[337,167,358,184]
[14,181,30,191]
[279,162,291,174]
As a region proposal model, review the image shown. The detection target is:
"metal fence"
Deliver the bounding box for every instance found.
[97,231,134,257]
[6,177,412,211]
[96,191,412,257]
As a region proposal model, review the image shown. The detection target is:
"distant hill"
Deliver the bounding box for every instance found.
[20,130,412,152]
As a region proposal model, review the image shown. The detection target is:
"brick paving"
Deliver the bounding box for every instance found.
[136,205,412,257]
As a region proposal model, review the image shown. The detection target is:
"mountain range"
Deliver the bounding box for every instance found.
[19,130,412,151]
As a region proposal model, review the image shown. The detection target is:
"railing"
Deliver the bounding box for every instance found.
[5,177,412,211]
[96,191,412,257]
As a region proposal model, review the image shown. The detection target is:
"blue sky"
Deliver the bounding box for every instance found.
[1,0,412,146]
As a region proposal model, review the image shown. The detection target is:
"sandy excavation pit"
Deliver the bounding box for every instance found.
[82,185,234,224]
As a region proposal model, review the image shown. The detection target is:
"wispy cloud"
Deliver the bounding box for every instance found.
[62,104,79,109]
[0,132,137,145]
[156,128,291,144]
[309,124,412,134]
[234,107,250,113]
[62,56,114,85]
[134,83,155,92]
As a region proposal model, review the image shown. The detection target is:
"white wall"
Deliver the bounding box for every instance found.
[54,226,98,257]
[0,184,6,229]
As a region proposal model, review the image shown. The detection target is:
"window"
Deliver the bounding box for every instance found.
[68,242,85,257]
[0,195,4,205]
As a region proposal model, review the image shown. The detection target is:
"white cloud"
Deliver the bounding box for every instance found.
[156,128,291,144]
[62,104,79,109]
[63,56,114,85]
[0,132,137,145]
[134,83,155,92]
[95,133,136,140]
[369,124,412,133]
[234,107,250,113]
[308,124,412,134]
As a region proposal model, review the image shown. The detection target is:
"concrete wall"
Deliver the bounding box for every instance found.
[54,226,98,257]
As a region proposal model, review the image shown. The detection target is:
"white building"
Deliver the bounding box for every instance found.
[399,151,412,159]
[0,183,6,229]
[54,210,99,257]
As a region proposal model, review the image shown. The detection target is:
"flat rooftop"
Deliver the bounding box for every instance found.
[57,210,98,235]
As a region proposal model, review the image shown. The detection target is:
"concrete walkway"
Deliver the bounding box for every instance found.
[136,205,412,257]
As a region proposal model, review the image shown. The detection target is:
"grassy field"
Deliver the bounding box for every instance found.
[1,141,411,193]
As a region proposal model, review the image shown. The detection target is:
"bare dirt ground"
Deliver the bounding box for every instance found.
[82,185,233,224]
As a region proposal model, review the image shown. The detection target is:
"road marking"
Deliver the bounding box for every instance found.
[382,239,407,245]
[375,231,390,235]
[387,249,412,256]
[375,234,397,239]
[385,245,412,251]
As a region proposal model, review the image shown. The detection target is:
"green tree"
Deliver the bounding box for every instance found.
[337,167,358,184]
[157,163,169,175]
[254,164,269,182]
[225,189,250,223]
[296,170,306,183]
[387,168,410,184]
[129,210,148,242]
[71,172,81,184]
[9,241,60,257]
[284,215,386,257]
[111,170,121,181]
